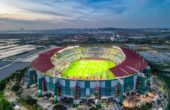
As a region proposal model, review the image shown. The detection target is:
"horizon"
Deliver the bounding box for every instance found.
[1,27,170,32]
[0,0,170,30]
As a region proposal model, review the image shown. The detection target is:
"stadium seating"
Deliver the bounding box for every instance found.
[48,46,125,76]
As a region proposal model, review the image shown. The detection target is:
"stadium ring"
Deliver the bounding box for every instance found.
[29,45,151,104]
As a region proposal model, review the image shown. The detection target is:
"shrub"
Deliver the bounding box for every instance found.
[11,83,21,92]
[53,104,67,110]
[0,97,13,110]
[25,96,37,105]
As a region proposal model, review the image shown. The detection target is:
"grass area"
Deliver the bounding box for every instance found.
[157,73,170,96]
[0,87,13,110]
[61,59,115,80]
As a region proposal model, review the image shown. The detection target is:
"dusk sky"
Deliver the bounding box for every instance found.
[0,0,170,30]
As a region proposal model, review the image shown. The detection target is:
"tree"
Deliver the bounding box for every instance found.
[90,106,98,110]
[11,83,21,92]
[53,104,67,110]
[25,96,37,105]
[0,98,13,110]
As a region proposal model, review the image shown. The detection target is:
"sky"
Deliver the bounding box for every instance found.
[0,0,170,30]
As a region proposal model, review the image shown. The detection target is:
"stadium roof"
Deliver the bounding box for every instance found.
[32,47,64,73]
[110,47,147,77]
[32,47,148,78]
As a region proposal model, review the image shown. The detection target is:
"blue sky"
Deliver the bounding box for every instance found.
[0,0,170,30]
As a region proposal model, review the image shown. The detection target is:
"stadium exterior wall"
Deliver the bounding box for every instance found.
[29,66,151,103]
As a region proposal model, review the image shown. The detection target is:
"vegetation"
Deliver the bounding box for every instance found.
[89,106,98,110]
[0,67,28,110]
[17,96,42,110]
[0,68,28,91]
[150,65,170,109]
[11,83,21,93]
[53,103,67,110]
[0,91,13,110]
[0,67,43,110]
[124,103,152,110]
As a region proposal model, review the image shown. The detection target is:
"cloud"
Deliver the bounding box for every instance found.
[0,0,170,30]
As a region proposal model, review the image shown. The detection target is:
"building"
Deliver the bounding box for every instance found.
[29,45,151,104]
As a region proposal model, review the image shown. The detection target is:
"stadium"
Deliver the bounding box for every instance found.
[29,46,151,104]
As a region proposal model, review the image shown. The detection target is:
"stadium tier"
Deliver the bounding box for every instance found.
[29,46,151,104]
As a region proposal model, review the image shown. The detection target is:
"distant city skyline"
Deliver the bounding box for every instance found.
[0,0,170,30]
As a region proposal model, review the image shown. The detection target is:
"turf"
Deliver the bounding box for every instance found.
[61,59,115,80]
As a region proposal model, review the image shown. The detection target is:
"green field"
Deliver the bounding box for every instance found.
[61,59,115,80]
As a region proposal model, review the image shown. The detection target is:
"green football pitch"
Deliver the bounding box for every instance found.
[61,59,115,80]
